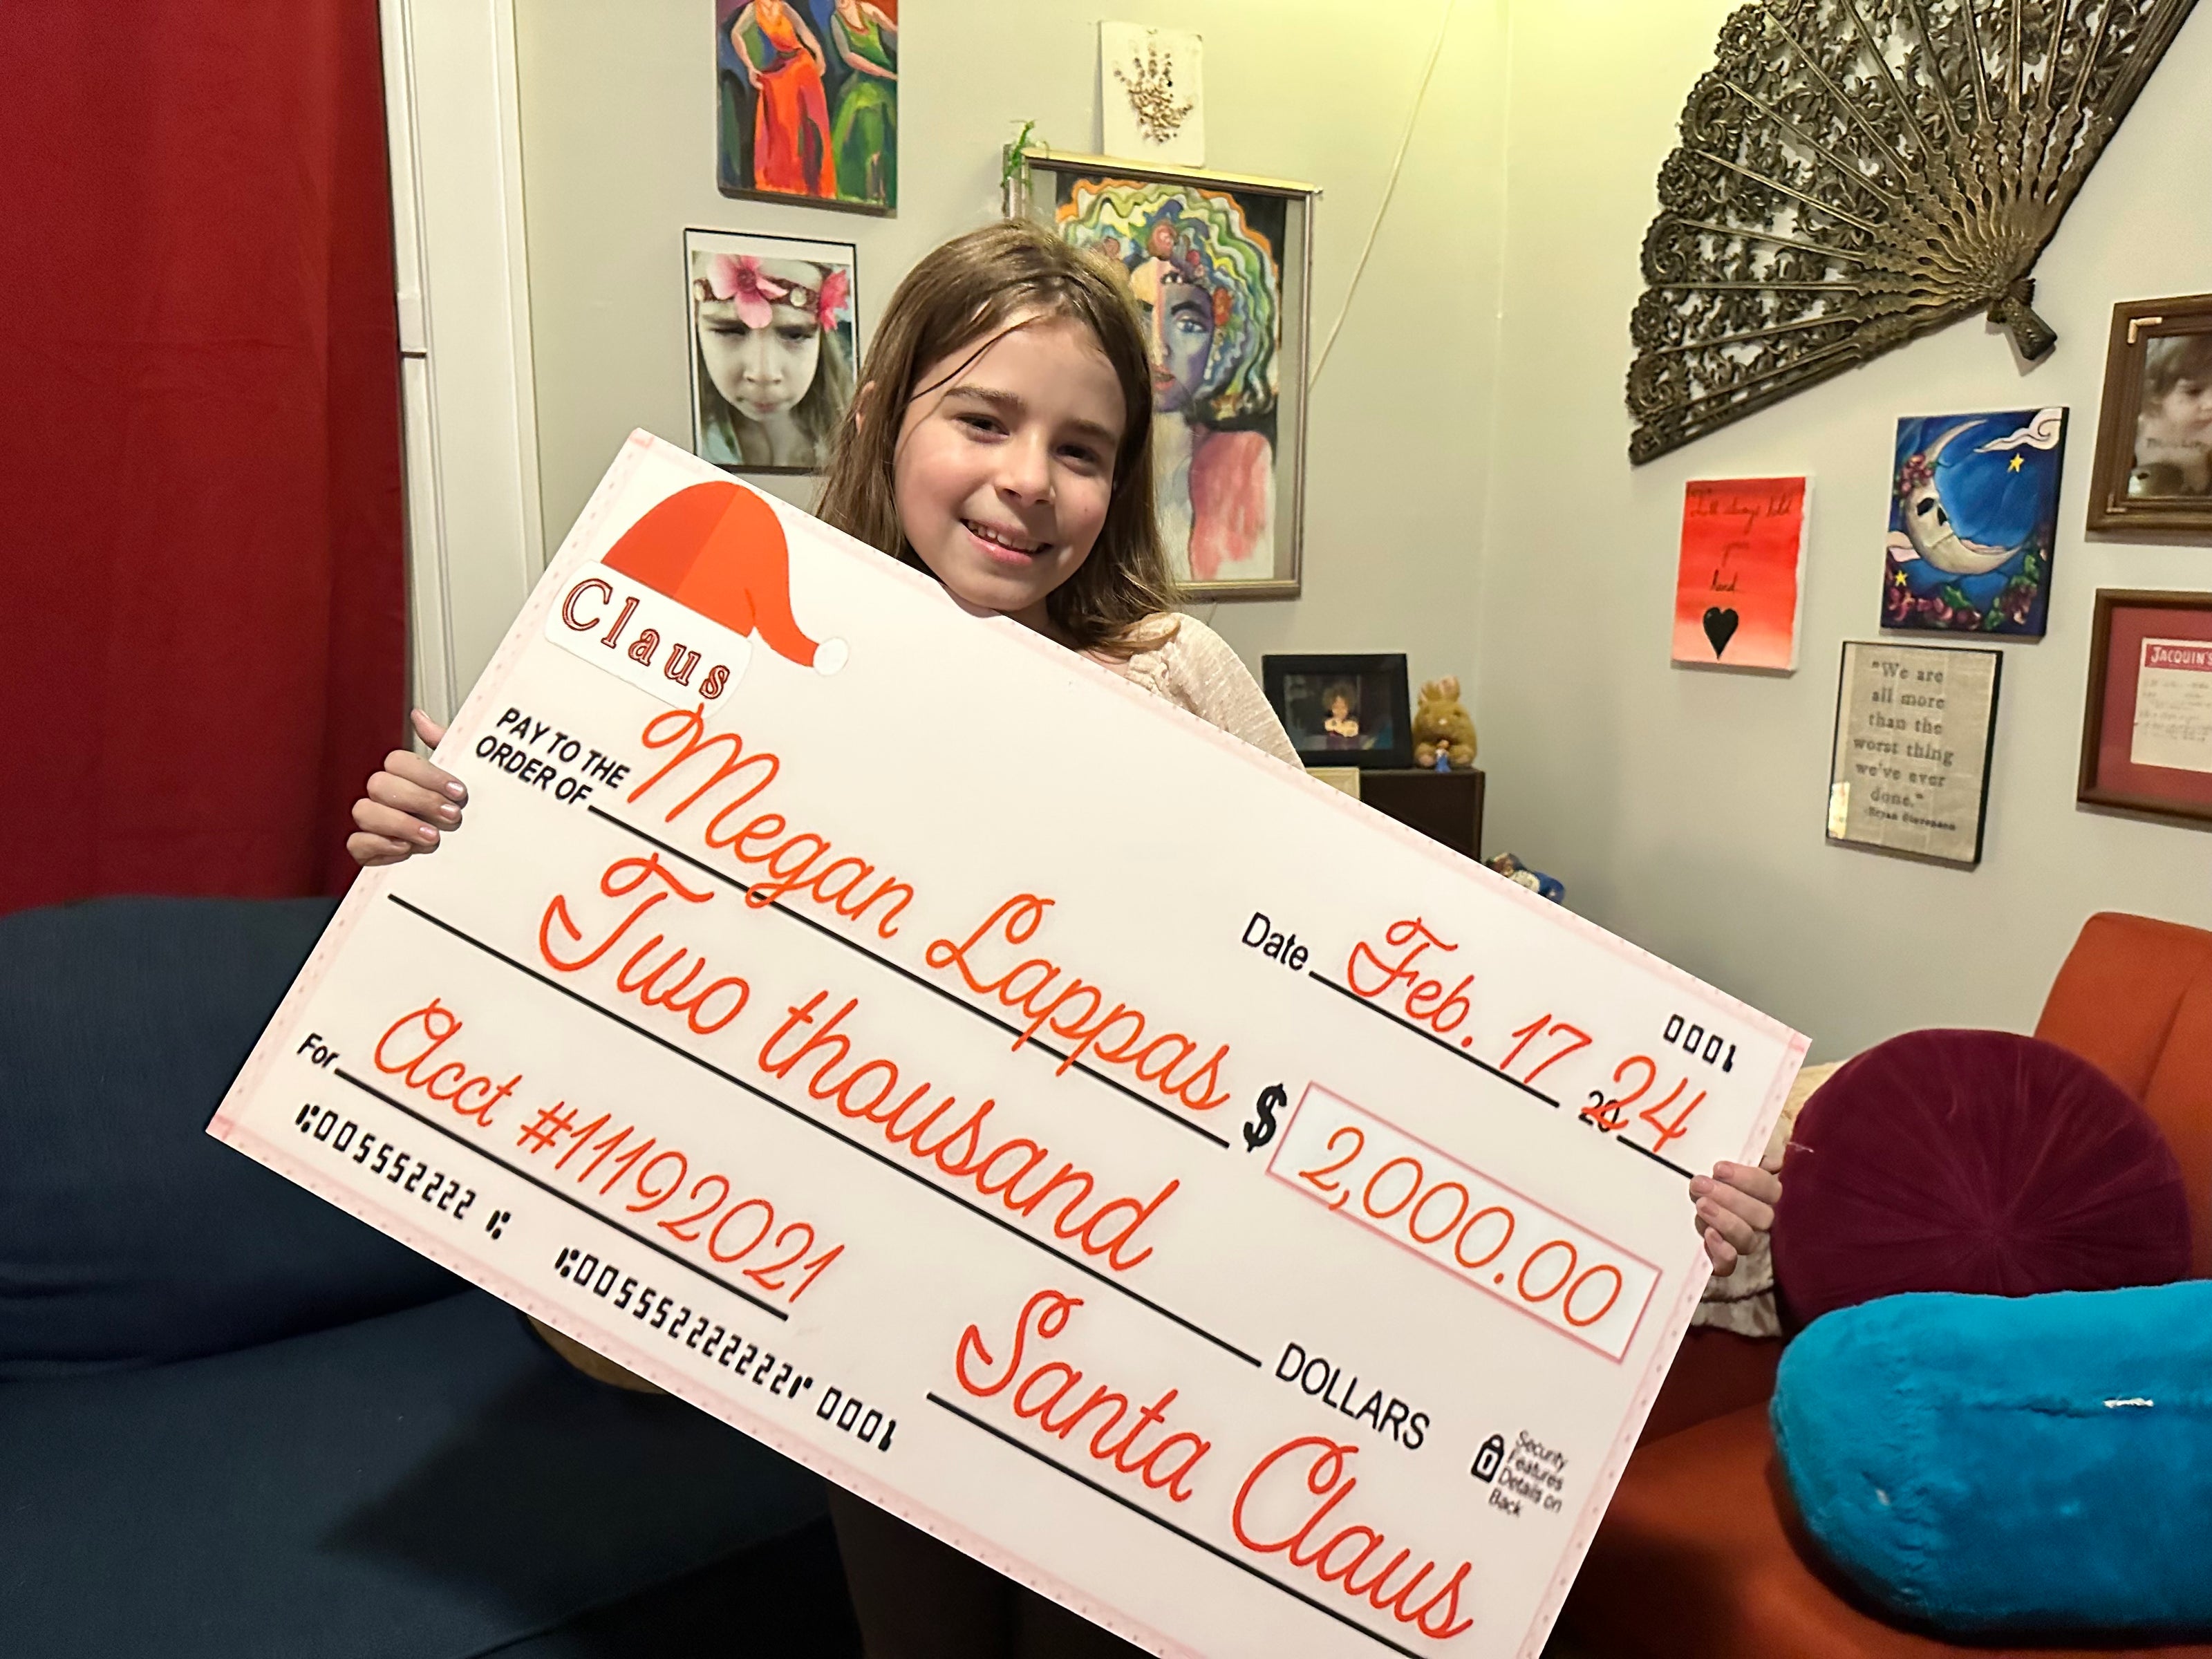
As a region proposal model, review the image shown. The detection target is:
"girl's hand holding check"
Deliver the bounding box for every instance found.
[1693,1160,1782,1274]
[346,710,465,868]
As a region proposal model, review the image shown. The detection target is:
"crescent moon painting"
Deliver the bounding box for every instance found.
[1884,407,2069,637]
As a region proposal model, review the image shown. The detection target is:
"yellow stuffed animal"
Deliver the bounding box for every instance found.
[1412,676,1477,770]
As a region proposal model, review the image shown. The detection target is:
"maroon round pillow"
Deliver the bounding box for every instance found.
[1772,1029,2192,1329]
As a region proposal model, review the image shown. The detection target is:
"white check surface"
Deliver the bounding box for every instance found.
[212,433,1804,1658]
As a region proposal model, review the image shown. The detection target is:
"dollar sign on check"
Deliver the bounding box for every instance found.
[1245,1082,1287,1152]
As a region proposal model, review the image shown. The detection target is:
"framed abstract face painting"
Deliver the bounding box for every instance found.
[1023,152,1314,599]
[1882,408,2068,637]
[715,0,897,213]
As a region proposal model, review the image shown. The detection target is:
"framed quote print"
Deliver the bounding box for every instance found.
[1826,641,2003,867]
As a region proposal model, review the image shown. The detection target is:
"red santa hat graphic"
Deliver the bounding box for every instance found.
[601,480,847,674]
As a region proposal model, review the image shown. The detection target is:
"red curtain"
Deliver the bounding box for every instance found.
[0,1,405,915]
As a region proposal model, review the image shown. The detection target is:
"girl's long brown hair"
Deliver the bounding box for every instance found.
[816,219,1178,656]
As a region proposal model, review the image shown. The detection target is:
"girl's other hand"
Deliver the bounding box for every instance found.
[347,710,465,868]
[1690,1161,1781,1275]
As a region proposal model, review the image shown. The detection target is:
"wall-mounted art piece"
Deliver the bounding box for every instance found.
[1627,0,2198,463]
[2086,294,2212,534]
[2078,589,2212,825]
[1828,641,2002,868]
[715,0,897,214]
[1671,476,1809,671]
[1099,22,1205,167]
[685,227,858,474]
[1883,409,2067,638]
[1024,151,1315,599]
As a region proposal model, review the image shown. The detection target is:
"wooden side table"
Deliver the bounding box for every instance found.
[1358,769,1485,861]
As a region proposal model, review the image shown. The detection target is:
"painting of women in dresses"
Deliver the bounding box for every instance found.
[716,0,898,213]
[684,229,857,474]
[1058,178,1283,591]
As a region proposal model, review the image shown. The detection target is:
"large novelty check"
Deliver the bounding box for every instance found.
[212,433,1805,1658]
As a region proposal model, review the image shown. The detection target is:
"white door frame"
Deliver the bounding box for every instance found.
[380,0,544,727]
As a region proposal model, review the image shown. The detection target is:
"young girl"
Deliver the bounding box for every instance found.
[350,220,1781,1659]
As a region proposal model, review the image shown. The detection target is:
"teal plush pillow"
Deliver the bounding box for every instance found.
[1772,1283,2212,1637]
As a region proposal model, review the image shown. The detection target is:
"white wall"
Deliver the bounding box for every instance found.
[504,0,2212,1060]
[512,0,1507,691]
[1475,0,2212,1059]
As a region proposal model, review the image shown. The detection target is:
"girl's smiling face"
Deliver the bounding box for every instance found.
[891,314,1126,634]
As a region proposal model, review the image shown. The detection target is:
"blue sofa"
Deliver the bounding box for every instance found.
[0,896,853,1657]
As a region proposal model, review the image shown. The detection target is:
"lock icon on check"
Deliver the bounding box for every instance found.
[1471,1433,1506,1483]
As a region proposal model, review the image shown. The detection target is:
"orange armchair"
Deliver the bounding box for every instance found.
[1558,913,2212,1659]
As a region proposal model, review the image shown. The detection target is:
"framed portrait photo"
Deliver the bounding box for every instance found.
[2078,589,2212,825]
[2086,294,2212,534]
[1020,150,1315,600]
[1826,641,2002,868]
[1262,654,1412,771]
[684,227,858,476]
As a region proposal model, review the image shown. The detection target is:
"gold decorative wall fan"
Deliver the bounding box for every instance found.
[1628,0,2200,462]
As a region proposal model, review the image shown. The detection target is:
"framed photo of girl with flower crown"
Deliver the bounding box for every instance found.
[684,227,859,476]
[1018,152,1315,599]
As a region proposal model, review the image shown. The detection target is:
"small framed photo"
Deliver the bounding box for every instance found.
[684,227,859,475]
[1020,149,1315,599]
[1826,641,2002,868]
[2077,589,2212,825]
[2086,294,2212,534]
[1263,654,1412,770]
